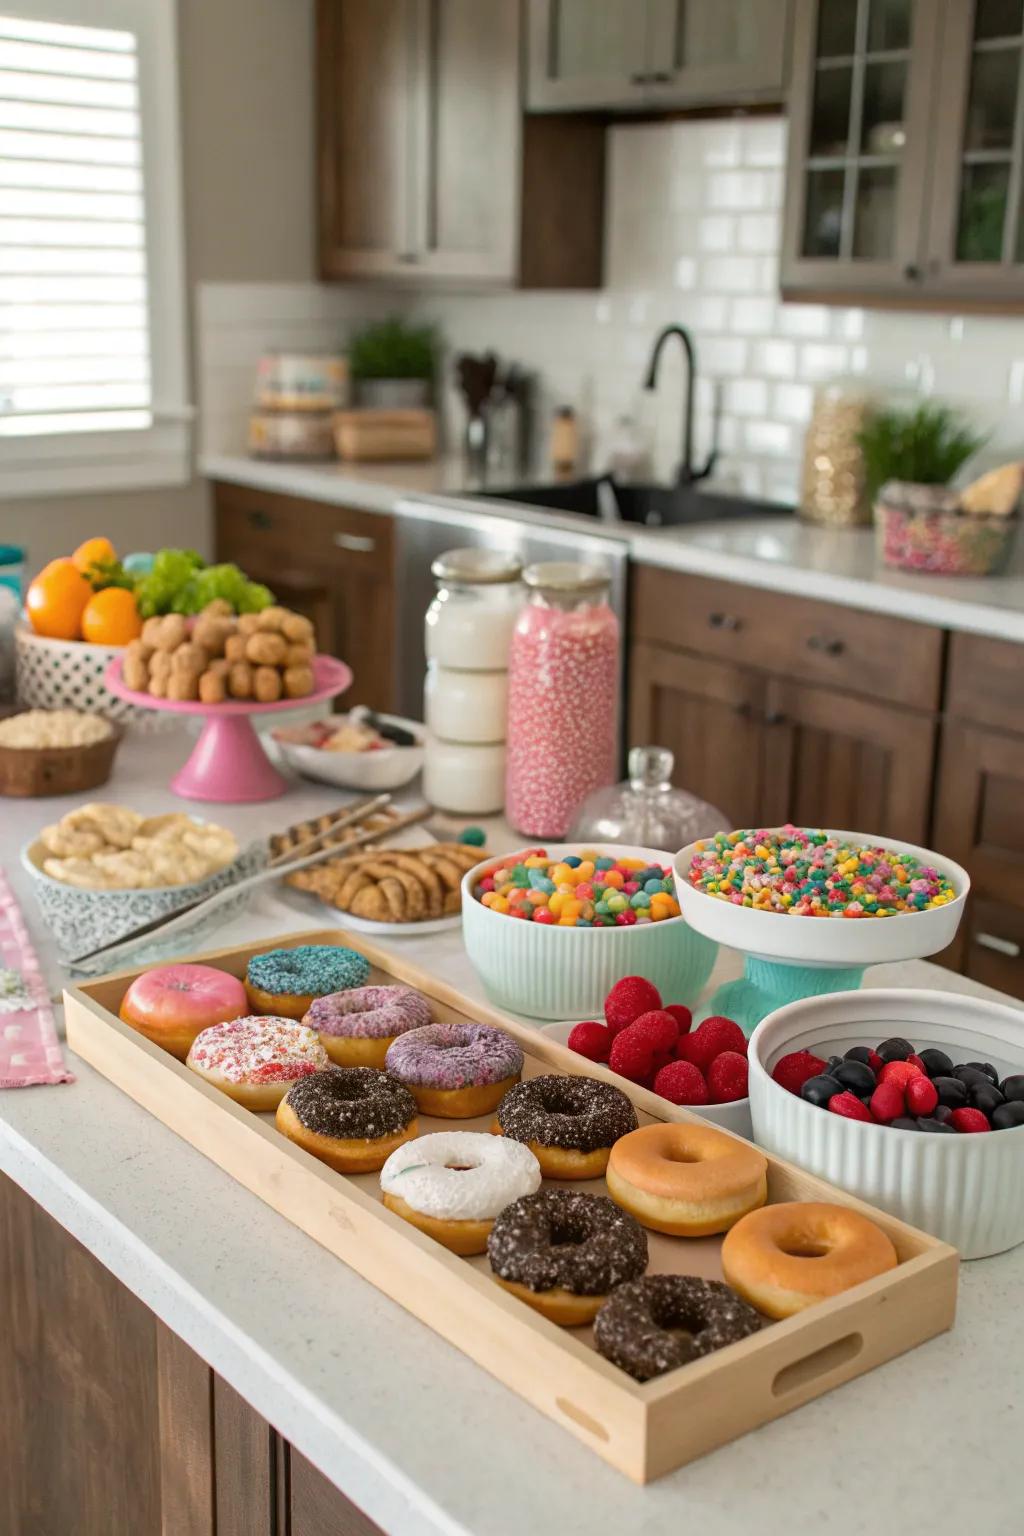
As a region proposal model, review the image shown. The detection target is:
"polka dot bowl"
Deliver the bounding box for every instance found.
[461,844,719,1021]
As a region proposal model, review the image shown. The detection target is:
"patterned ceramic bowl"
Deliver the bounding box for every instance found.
[15,623,171,731]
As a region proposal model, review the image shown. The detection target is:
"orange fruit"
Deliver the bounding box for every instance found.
[80,586,142,646]
[72,535,117,575]
[25,558,93,640]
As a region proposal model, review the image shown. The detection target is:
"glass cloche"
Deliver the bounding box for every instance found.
[567,746,726,850]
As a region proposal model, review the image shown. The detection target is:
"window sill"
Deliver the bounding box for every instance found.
[0,422,192,499]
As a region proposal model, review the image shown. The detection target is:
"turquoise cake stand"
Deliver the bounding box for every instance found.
[673,831,971,1038]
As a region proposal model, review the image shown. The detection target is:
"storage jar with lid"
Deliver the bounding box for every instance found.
[568,746,726,847]
[505,562,619,839]
[424,548,523,669]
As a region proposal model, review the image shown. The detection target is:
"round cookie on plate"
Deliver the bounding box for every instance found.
[244,943,370,1020]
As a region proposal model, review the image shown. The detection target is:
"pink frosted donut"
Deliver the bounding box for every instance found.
[384,1022,525,1118]
[302,985,433,1068]
[119,963,247,1060]
[186,1015,329,1110]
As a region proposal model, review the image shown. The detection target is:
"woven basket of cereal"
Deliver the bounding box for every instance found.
[14,624,172,731]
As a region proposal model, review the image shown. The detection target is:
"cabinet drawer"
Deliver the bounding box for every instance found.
[630,564,943,710]
[213,481,392,579]
[963,898,1024,1003]
[946,631,1024,734]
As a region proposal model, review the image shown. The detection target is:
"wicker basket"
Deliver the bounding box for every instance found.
[14,624,171,730]
[0,726,121,797]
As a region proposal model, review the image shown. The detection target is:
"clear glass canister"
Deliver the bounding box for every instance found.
[505,561,620,838]
[568,746,727,849]
[424,548,523,671]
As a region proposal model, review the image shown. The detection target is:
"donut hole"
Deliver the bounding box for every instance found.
[548,1217,590,1250]
[538,1082,585,1118]
[444,1162,478,1173]
[662,1148,702,1164]
[779,1238,832,1259]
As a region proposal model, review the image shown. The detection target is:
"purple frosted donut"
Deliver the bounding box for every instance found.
[304,985,432,1040]
[384,1022,524,1117]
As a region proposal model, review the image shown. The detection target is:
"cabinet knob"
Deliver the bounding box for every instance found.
[975,932,1021,959]
[807,634,845,656]
[334,531,377,554]
[247,510,273,531]
[733,700,753,718]
[763,709,787,726]
[630,71,651,84]
[648,71,672,84]
[903,263,922,282]
[708,611,742,632]
[397,251,420,264]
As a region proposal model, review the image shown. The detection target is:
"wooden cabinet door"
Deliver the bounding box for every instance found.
[781,0,941,299]
[923,0,1024,301]
[291,1450,384,1536]
[525,0,650,109]
[644,0,790,107]
[407,0,520,280]
[628,641,766,826]
[318,0,419,278]
[759,675,936,843]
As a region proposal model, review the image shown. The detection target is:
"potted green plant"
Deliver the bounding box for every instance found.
[348,317,438,409]
[856,401,987,504]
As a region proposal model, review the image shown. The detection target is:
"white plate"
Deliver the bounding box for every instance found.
[272,712,425,791]
[284,823,464,936]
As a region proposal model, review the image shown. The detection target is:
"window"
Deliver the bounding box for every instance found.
[0,0,189,496]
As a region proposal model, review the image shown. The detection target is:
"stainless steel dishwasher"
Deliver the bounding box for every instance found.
[392,497,630,729]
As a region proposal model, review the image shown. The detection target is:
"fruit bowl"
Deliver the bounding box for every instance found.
[748,988,1024,1258]
[15,624,169,730]
[461,844,718,1020]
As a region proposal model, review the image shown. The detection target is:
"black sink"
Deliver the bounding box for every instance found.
[479,477,790,527]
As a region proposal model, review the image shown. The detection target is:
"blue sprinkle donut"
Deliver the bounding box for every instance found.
[244,944,370,1020]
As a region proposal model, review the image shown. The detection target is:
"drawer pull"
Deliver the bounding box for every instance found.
[247,510,273,531]
[975,932,1021,959]
[807,634,845,656]
[334,532,377,554]
[630,71,652,84]
[649,71,672,84]
[763,709,787,726]
[709,611,742,632]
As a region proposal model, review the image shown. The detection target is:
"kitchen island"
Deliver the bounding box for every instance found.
[2,726,1022,1536]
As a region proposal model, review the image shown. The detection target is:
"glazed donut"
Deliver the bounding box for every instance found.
[186,1016,328,1111]
[380,1131,541,1254]
[495,1074,638,1179]
[276,1066,419,1173]
[245,944,370,1020]
[594,1275,762,1381]
[487,1189,648,1326]
[304,985,433,1068]
[606,1122,768,1236]
[119,963,247,1060]
[721,1201,899,1319]
[384,1023,524,1117]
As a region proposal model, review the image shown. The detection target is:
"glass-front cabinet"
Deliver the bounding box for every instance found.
[784,0,1024,301]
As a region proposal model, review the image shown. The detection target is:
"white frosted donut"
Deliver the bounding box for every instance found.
[380,1131,541,1221]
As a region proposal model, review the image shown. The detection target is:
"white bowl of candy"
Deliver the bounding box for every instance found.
[749,988,1024,1259]
[272,709,424,791]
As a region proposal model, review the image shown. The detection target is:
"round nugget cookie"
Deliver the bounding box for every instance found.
[496,1073,638,1179]
[244,944,370,1019]
[303,984,432,1068]
[594,1275,762,1381]
[385,1022,524,1117]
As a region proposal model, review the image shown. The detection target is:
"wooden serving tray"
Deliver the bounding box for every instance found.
[64,929,959,1483]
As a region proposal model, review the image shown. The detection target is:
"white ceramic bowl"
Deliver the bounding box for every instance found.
[541,1019,752,1138]
[674,829,969,966]
[272,713,425,791]
[460,843,718,1021]
[749,988,1024,1258]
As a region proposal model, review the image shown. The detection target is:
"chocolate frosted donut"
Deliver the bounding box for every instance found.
[385,1023,524,1117]
[496,1074,638,1178]
[283,1066,416,1140]
[488,1190,647,1316]
[594,1275,763,1381]
[304,985,433,1068]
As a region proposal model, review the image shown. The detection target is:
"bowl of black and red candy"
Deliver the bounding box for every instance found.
[555,974,753,1137]
[748,988,1024,1258]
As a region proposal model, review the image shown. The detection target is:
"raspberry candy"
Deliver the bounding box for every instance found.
[878,1059,924,1090]
[628,1009,679,1054]
[685,1016,747,1071]
[771,1050,827,1096]
[905,1074,939,1117]
[604,975,661,1034]
[828,1091,874,1122]
[950,1107,991,1133]
[665,1004,693,1037]
[652,1059,710,1106]
[707,1051,748,1103]
[869,1080,905,1123]
[566,1021,611,1064]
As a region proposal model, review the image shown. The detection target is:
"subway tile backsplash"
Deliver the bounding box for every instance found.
[199,116,1024,503]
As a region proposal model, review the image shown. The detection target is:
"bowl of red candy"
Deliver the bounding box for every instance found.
[748,987,1024,1258]
[546,974,752,1137]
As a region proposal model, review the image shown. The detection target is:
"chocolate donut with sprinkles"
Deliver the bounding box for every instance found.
[487,1188,648,1326]
[495,1073,638,1179]
[275,1066,419,1173]
[594,1275,763,1381]
[244,944,370,1020]
[385,1022,524,1118]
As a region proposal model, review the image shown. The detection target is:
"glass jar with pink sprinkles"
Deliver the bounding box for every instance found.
[505,562,620,838]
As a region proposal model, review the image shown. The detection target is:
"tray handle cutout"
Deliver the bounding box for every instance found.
[556,1398,610,1442]
[772,1332,863,1398]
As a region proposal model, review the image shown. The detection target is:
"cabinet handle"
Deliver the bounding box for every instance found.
[648,71,672,83]
[397,251,420,264]
[247,510,273,531]
[763,709,787,726]
[630,71,652,84]
[333,531,377,554]
[733,700,753,718]
[975,932,1021,959]
[903,263,922,282]
[807,634,845,656]
[708,611,742,631]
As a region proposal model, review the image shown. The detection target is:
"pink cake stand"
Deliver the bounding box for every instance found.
[105,654,353,802]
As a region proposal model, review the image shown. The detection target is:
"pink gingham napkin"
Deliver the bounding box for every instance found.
[0,871,73,1087]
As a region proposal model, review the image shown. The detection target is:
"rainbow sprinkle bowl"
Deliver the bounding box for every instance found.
[673,827,969,1034]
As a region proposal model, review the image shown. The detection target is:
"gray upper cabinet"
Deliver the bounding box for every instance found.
[783,0,1024,305]
[526,0,790,112]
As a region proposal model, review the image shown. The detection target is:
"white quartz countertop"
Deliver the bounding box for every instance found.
[3,728,1023,1535]
[202,452,1024,643]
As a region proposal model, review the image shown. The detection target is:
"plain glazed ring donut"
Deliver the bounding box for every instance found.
[721,1201,899,1319]
[606,1122,768,1236]
[384,1022,524,1118]
[495,1073,638,1179]
[275,1066,419,1173]
[380,1131,541,1254]
[594,1275,763,1381]
[487,1188,648,1326]
[245,944,370,1020]
[303,985,433,1068]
